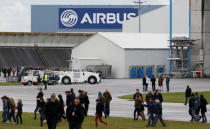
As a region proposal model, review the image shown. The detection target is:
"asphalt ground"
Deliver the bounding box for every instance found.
[0,78,210,122]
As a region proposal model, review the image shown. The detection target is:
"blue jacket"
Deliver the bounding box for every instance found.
[147,101,155,114]
[3,100,8,111]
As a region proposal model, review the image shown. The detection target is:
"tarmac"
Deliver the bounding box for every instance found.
[0,78,210,123]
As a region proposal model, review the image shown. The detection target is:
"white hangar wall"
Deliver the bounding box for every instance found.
[72,33,169,78]
[71,34,126,78]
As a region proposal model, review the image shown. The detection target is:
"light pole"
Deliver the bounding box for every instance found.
[134,0,144,33]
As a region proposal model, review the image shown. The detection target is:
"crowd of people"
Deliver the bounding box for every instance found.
[185,86,208,123]
[0,66,64,79]
[142,75,170,92]
[1,96,23,124]
[30,88,112,129]
[133,89,165,127]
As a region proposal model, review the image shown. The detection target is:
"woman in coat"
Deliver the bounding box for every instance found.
[158,75,164,92]
[200,94,208,123]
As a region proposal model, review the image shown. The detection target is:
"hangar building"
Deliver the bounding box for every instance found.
[72,33,169,78]
[0,32,93,67]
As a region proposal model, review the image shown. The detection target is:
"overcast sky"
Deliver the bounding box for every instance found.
[0,0,170,32]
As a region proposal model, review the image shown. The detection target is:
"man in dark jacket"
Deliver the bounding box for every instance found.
[153,99,166,127]
[34,88,44,119]
[146,98,155,127]
[66,91,75,107]
[83,92,90,116]
[43,93,60,129]
[133,89,142,100]
[103,90,112,117]
[66,97,85,129]
[150,75,156,91]
[165,75,170,92]
[143,76,147,92]
[154,90,163,103]
[185,86,192,105]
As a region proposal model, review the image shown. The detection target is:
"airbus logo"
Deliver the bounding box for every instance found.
[60,9,78,27]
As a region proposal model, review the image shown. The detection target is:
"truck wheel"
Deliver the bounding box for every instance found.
[88,76,97,84]
[27,81,32,86]
[62,77,71,85]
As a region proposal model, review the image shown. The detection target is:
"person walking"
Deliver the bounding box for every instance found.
[37,74,42,89]
[34,88,44,119]
[189,94,196,122]
[200,94,208,123]
[16,99,23,124]
[158,75,164,92]
[154,90,163,104]
[43,93,60,129]
[39,98,46,127]
[95,99,109,128]
[143,76,147,92]
[66,97,85,129]
[146,90,154,114]
[185,86,192,105]
[1,96,9,123]
[133,89,142,100]
[134,95,141,120]
[103,90,112,117]
[8,98,16,123]
[43,73,48,90]
[97,92,107,118]
[150,75,156,91]
[153,99,166,127]
[195,92,201,116]
[58,95,66,121]
[146,98,155,127]
[165,75,170,92]
[83,92,90,116]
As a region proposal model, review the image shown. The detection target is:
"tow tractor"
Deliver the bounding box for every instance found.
[58,71,100,85]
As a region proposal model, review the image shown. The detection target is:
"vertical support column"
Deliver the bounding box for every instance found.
[188,0,192,71]
[169,0,173,73]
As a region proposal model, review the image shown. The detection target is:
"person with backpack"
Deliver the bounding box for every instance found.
[9,98,16,123]
[16,99,23,124]
[95,99,109,128]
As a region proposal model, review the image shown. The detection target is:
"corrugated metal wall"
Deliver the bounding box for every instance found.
[0,47,71,68]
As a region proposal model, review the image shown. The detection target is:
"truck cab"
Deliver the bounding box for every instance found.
[21,70,43,86]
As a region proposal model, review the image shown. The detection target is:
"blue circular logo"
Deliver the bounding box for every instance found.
[60,9,78,27]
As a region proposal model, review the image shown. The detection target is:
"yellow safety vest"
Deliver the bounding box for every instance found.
[44,75,48,81]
